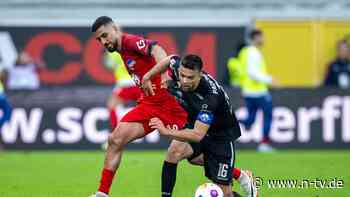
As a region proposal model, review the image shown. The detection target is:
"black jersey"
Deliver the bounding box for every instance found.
[168,56,241,142]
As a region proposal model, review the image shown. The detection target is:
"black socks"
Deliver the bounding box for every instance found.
[161,161,178,197]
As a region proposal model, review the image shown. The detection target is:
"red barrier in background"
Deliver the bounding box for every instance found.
[0,26,244,85]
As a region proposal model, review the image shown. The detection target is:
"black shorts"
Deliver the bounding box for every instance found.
[188,137,236,185]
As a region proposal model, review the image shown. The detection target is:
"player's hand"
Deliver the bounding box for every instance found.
[149,117,169,136]
[141,78,155,96]
[161,72,171,89]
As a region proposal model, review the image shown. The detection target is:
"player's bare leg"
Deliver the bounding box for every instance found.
[165,140,194,163]
[105,122,144,169]
[91,122,145,197]
[161,140,194,197]
[107,94,124,130]
[102,94,125,150]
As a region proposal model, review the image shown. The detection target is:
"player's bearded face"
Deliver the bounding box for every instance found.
[178,66,201,92]
[104,37,117,52]
[95,24,119,52]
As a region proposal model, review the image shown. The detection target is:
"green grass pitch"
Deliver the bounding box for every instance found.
[0,150,349,197]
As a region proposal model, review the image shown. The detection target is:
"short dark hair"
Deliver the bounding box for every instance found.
[249,29,263,40]
[91,16,113,32]
[180,54,203,71]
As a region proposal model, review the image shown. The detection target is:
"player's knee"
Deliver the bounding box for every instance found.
[107,134,116,146]
[166,145,186,162]
[107,132,125,150]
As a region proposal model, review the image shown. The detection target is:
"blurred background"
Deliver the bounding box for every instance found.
[0,1,349,196]
[1,0,349,150]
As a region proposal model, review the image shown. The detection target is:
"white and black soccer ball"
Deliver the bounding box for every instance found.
[194,183,224,197]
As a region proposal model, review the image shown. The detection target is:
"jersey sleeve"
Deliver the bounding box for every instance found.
[123,34,157,56]
[196,94,219,125]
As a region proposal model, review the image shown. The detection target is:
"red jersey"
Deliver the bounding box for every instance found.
[119,33,168,103]
[118,33,188,134]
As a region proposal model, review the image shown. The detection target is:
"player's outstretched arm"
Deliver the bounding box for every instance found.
[141,55,174,95]
[150,45,172,88]
[149,118,210,142]
[143,55,173,81]
[151,44,167,63]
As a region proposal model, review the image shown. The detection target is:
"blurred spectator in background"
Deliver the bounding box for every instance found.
[234,29,278,152]
[323,40,350,88]
[7,51,43,90]
[227,42,247,87]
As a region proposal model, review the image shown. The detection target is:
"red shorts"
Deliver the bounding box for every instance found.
[120,96,188,135]
[113,86,142,102]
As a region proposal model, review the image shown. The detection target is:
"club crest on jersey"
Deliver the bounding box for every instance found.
[126,59,136,71]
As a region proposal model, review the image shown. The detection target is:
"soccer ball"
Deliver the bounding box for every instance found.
[195,183,224,197]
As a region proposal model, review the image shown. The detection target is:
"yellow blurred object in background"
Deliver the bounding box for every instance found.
[256,20,350,87]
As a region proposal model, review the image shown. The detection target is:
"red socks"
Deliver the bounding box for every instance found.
[109,109,118,130]
[98,168,116,194]
[233,168,241,180]
[102,110,117,194]
[261,137,270,144]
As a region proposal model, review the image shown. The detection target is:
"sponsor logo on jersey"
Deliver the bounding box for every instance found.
[201,113,210,121]
[126,59,136,71]
[197,111,214,125]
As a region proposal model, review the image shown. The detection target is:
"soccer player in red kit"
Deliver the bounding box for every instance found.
[89,16,188,197]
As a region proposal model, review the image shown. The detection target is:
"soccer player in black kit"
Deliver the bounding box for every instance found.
[142,54,258,197]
